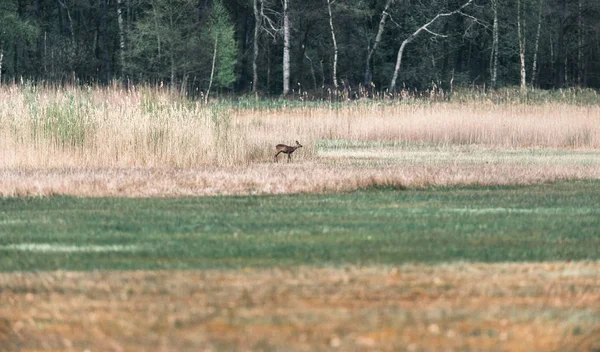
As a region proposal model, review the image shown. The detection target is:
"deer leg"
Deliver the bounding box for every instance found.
[287,153,291,163]
[274,151,281,162]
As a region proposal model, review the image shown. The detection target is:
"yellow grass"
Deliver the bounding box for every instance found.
[1,84,600,196]
[2,159,600,197]
[1,262,599,351]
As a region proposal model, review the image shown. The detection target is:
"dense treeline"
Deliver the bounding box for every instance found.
[1,0,599,95]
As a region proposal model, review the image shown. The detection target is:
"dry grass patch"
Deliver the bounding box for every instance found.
[1,84,600,196]
[1,262,599,351]
[2,85,600,168]
[1,152,599,197]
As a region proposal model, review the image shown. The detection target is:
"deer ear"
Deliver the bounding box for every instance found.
[296,140,300,144]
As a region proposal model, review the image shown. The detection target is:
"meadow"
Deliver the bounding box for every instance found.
[1,84,600,196]
[1,180,599,271]
[1,84,600,351]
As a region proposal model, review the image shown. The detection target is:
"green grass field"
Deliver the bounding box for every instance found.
[2,180,599,272]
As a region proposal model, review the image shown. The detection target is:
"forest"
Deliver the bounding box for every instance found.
[1,0,599,96]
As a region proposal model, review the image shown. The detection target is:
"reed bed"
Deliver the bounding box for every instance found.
[1,84,599,196]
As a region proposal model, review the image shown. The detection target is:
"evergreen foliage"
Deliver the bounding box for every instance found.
[208,0,237,89]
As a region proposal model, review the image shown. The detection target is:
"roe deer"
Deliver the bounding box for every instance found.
[275,141,303,162]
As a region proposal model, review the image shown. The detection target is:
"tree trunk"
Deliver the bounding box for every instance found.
[365,0,394,86]
[490,0,498,88]
[13,41,18,80]
[0,47,3,85]
[282,0,290,95]
[319,59,325,88]
[117,0,126,79]
[58,0,76,78]
[577,0,583,87]
[557,0,566,87]
[266,43,271,92]
[57,0,76,49]
[517,0,526,95]
[101,0,111,83]
[326,0,338,89]
[564,55,568,87]
[153,5,161,58]
[389,0,473,92]
[531,0,543,87]
[550,36,554,80]
[170,53,175,93]
[389,39,409,92]
[35,0,43,78]
[169,10,175,90]
[252,0,261,92]
[44,31,47,76]
[206,37,218,103]
[304,51,317,90]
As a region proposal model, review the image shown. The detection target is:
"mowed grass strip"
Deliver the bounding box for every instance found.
[1,180,599,271]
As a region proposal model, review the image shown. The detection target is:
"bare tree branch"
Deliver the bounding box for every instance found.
[457,11,489,29]
[422,27,448,38]
[260,13,281,39]
[389,0,475,92]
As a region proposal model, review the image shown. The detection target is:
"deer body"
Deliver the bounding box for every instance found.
[275,141,302,162]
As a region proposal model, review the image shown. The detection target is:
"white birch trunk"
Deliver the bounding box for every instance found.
[365,0,394,86]
[577,0,583,86]
[326,0,338,89]
[389,0,473,92]
[44,31,47,74]
[564,55,568,87]
[490,0,498,88]
[169,12,175,91]
[389,39,409,92]
[117,0,126,78]
[206,37,218,104]
[517,0,526,95]
[0,47,3,85]
[531,0,543,87]
[282,0,290,96]
[252,0,261,92]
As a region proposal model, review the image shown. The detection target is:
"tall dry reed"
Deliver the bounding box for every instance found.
[1,84,599,170]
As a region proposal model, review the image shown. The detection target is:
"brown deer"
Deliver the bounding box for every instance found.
[274,141,303,162]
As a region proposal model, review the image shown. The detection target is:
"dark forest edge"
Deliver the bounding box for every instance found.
[1,0,599,95]
[5,81,600,108]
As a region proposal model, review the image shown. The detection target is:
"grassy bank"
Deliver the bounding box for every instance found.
[1,180,599,271]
